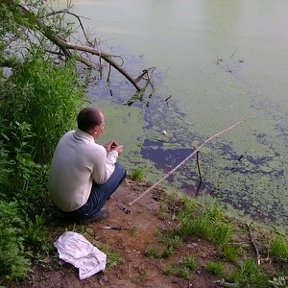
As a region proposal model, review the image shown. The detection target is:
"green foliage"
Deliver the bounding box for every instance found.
[22,215,48,251]
[0,200,25,230]
[0,51,83,164]
[125,90,145,106]
[270,237,288,260]
[0,201,29,282]
[205,260,225,274]
[221,245,240,262]
[97,243,124,269]
[0,0,87,284]
[176,201,233,248]
[161,247,173,258]
[145,247,160,259]
[0,227,30,281]
[0,0,74,64]
[129,168,145,181]
[0,44,83,283]
[212,223,232,247]
[0,121,49,204]
[164,263,190,280]
[177,196,198,221]
[145,234,182,259]
[228,258,267,287]
[0,200,49,283]
[129,226,138,236]
[0,142,12,193]
[178,214,213,239]
[182,257,197,270]
[164,257,197,280]
[205,202,225,222]
[159,234,182,250]
[138,266,148,282]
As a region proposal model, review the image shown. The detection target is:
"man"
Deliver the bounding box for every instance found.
[48,107,126,222]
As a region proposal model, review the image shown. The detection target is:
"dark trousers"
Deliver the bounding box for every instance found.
[62,162,126,220]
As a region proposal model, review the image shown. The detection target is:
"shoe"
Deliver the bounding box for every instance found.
[91,209,110,221]
[79,209,110,225]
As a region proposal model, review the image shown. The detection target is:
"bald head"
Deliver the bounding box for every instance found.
[77,107,103,133]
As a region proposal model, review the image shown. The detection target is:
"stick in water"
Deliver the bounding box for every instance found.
[128,114,255,206]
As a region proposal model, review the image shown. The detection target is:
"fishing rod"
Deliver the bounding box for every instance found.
[128,114,255,206]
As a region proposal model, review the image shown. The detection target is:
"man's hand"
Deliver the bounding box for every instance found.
[104,140,117,152]
[104,140,123,155]
[114,145,123,156]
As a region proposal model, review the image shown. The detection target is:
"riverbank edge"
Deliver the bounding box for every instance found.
[7,178,288,288]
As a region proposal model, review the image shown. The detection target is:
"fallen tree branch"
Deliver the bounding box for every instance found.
[128,114,255,206]
[4,0,143,91]
[62,42,142,90]
[247,223,261,265]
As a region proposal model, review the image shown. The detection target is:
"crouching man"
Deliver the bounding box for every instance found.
[48,107,126,223]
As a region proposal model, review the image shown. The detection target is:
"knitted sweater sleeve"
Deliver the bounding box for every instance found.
[91,146,118,184]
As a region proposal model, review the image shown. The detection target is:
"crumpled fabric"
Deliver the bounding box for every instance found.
[54,231,106,280]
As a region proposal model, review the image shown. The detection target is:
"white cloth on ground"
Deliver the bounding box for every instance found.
[54,231,106,280]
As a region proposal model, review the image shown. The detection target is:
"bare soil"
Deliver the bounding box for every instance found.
[8,180,287,288]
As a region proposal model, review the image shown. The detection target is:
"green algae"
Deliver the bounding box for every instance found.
[77,0,288,228]
[87,89,288,228]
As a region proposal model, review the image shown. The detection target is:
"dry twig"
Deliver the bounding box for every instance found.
[247,223,261,265]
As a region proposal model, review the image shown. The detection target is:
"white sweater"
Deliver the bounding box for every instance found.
[48,129,118,212]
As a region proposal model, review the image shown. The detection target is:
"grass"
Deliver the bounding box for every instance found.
[161,247,173,258]
[129,168,145,181]
[145,247,160,259]
[175,201,233,249]
[129,226,138,236]
[164,257,197,280]
[97,243,124,269]
[183,257,197,270]
[212,223,232,247]
[270,237,288,260]
[153,189,288,285]
[227,258,268,287]
[145,234,182,259]
[221,245,240,262]
[159,235,182,250]
[205,260,225,274]
[138,266,148,282]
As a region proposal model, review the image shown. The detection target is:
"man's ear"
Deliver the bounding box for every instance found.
[88,126,98,137]
[93,125,100,135]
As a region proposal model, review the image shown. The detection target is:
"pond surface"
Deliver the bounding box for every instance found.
[55,0,288,227]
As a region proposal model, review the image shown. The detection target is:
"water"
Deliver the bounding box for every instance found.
[54,0,288,227]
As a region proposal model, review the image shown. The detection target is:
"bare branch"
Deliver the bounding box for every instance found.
[6,1,143,91]
[60,41,142,90]
[247,223,261,265]
[47,8,93,47]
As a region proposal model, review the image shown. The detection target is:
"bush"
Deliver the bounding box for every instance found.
[0,201,30,282]
[0,50,84,164]
[0,49,85,282]
[0,227,30,281]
